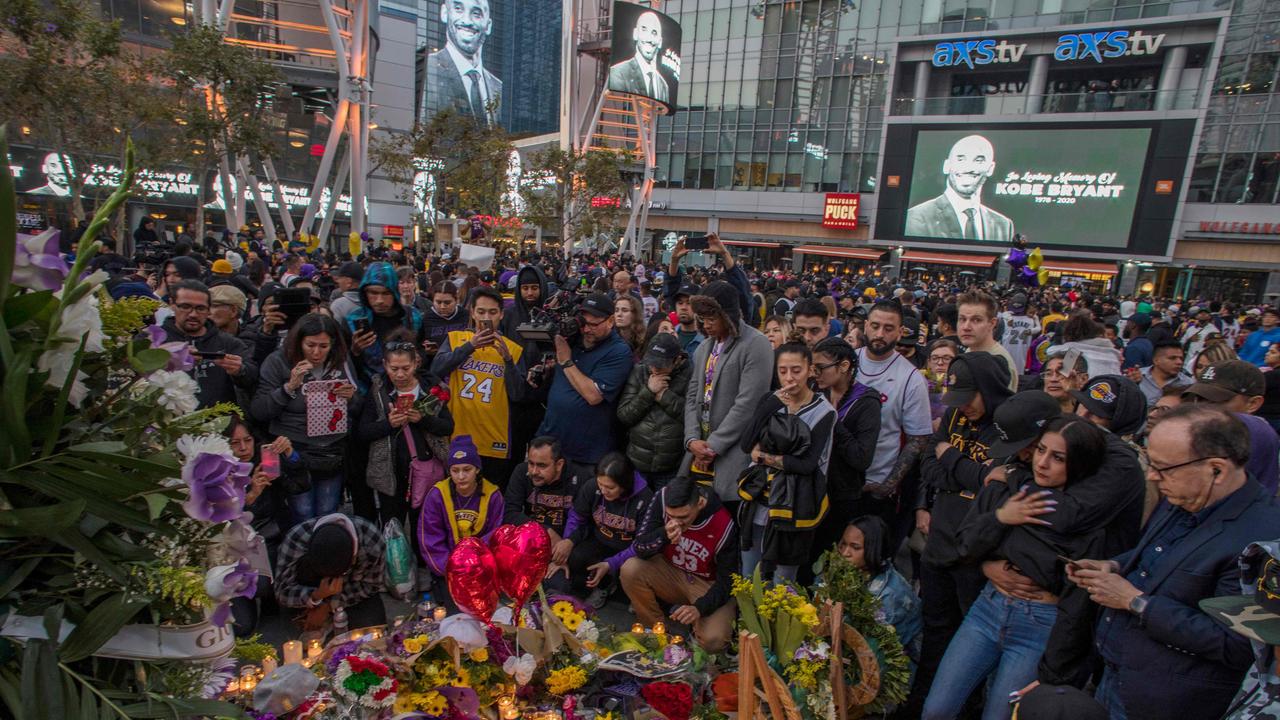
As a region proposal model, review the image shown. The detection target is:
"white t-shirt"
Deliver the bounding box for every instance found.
[856,349,933,488]
[642,294,659,322]
[999,312,1041,375]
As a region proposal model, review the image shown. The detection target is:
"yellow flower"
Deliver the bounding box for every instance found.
[421,690,449,716]
[731,573,753,596]
[469,647,489,663]
[546,665,588,696]
[403,634,428,654]
[561,610,585,632]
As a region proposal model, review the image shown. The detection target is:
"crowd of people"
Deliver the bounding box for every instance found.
[95,225,1280,719]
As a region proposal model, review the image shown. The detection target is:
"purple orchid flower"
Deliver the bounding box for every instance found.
[182,451,252,524]
[142,325,195,372]
[13,229,68,291]
[206,559,257,627]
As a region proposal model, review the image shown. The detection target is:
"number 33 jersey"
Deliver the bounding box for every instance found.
[446,330,524,459]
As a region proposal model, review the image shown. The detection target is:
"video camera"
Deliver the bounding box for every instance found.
[516,289,587,344]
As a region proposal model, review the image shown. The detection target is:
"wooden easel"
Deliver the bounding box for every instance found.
[736,631,801,720]
[826,601,847,720]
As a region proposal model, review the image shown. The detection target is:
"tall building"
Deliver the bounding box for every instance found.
[589,0,1279,302]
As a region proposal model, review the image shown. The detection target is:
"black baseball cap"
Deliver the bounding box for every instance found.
[989,391,1063,458]
[1070,374,1147,435]
[336,261,364,281]
[674,282,700,299]
[898,316,921,346]
[942,357,980,407]
[1201,541,1280,646]
[643,333,682,369]
[1008,293,1028,312]
[1184,359,1266,404]
[579,292,615,318]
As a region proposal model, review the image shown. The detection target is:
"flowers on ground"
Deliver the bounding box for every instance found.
[333,654,398,709]
[545,665,588,696]
[146,369,200,415]
[203,560,258,627]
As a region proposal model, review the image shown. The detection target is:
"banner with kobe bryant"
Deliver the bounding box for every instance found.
[873,120,1196,256]
[607,1,682,113]
[422,0,503,127]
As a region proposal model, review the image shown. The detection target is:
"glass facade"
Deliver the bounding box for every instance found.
[654,0,1277,204]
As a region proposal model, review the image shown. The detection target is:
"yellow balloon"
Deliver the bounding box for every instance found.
[348,231,362,257]
[1037,268,1050,286]
[306,233,321,252]
[1027,247,1044,271]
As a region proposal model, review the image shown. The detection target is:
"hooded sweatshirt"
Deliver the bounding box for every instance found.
[502,464,584,536]
[346,262,424,381]
[499,265,550,341]
[919,351,1014,568]
[565,473,653,574]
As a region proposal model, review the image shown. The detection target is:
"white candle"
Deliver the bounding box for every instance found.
[306,639,323,660]
[262,656,278,675]
[282,640,302,665]
[433,606,448,622]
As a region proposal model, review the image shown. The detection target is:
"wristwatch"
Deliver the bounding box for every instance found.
[1127,594,1149,618]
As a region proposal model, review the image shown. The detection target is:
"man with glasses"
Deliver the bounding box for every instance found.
[1181,359,1279,494]
[159,280,257,409]
[1066,405,1280,720]
[533,293,635,480]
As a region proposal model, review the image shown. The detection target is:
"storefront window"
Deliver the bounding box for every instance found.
[1214,153,1254,203]
[1247,153,1280,203]
[1189,152,1221,202]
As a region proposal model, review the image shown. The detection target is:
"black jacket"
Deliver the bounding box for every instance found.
[158,318,258,409]
[826,383,881,504]
[499,265,550,341]
[355,377,454,499]
[919,352,1014,568]
[502,464,583,538]
[616,358,693,474]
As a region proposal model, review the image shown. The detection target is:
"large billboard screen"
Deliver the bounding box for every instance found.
[608,1,682,113]
[875,120,1196,256]
[423,0,503,126]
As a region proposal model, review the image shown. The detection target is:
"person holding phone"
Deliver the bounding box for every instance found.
[431,286,529,489]
[422,281,468,364]
[251,313,361,525]
[156,279,258,410]
[344,262,426,386]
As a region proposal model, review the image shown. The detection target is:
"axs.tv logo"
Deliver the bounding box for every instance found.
[1054,29,1165,62]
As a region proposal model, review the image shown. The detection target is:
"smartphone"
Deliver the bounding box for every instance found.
[478,318,495,333]
[395,395,414,412]
[274,288,311,327]
[194,350,227,360]
[260,447,281,479]
[355,318,372,334]
[1056,554,1082,570]
[684,234,709,251]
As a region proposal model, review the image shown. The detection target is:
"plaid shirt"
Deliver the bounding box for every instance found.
[274,515,386,609]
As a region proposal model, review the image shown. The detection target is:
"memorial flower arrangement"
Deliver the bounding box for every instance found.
[333,654,398,710]
[0,136,253,718]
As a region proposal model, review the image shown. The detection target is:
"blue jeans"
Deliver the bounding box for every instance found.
[741,523,798,584]
[286,470,344,526]
[1094,668,1127,720]
[922,583,1058,720]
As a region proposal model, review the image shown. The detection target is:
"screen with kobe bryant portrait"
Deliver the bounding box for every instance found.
[875,120,1195,256]
[608,1,682,113]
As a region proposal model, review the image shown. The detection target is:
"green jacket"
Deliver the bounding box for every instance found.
[616,358,692,474]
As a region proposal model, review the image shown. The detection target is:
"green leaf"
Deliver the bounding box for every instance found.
[0,668,25,720]
[1,347,33,464]
[66,441,127,454]
[119,697,245,718]
[0,499,86,538]
[58,593,148,662]
[50,528,126,585]
[2,290,55,328]
[143,494,167,520]
[0,127,16,313]
[129,348,172,375]
[0,557,41,598]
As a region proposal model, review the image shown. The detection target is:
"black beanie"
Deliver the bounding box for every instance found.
[298,524,355,583]
[170,255,203,280]
[699,280,741,326]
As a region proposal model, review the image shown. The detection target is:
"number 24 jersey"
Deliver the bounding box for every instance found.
[446,330,524,459]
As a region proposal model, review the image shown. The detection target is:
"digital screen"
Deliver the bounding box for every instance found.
[903,127,1152,248]
[607,1,682,112]
[423,0,503,126]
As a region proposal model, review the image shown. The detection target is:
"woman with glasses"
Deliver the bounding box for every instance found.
[809,337,881,577]
[251,313,361,525]
[924,416,1109,720]
[923,339,960,426]
[357,336,454,556]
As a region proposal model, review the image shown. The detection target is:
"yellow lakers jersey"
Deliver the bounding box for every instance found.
[446,330,523,459]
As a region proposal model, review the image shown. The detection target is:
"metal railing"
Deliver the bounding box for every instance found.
[889,88,1200,116]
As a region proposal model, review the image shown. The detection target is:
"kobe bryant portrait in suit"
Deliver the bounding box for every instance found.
[608,11,669,103]
[425,0,502,126]
[905,134,1014,242]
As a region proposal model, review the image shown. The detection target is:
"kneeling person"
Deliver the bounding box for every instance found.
[560,452,653,607]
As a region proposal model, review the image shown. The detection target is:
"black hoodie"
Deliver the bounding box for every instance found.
[919,351,1014,568]
[500,265,550,341]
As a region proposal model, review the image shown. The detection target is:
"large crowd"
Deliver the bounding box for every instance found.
[93,220,1280,719]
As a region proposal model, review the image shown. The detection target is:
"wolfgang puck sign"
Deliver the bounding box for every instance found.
[822,193,861,230]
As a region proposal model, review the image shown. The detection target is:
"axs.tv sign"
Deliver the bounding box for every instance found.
[932,29,1165,68]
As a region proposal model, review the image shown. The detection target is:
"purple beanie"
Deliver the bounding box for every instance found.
[447,435,481,469]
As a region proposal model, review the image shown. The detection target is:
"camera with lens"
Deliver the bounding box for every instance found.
[517,289,585,344]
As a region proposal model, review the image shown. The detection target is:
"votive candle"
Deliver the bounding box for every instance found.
[262,656,278,675]
[434,606,448,622]
[282,640,302,665]
[652,622,666,635]
[631,623,644,634]
[306,639,323,660]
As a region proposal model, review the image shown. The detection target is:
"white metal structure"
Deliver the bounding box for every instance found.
[563,0,669,256]
[194,0,372,248]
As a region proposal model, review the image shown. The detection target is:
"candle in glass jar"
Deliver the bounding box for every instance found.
[282,640,302,665]
[262,656,278,675]
[306,639,323,660]
[631,623,644,634]
[652,621,666,635]
[433,606,448,622]
[225,678,240,695]
[671,634,684,645]
[240,666,258,693]
[498,696,520,720]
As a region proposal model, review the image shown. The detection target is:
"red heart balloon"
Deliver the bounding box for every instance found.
[489,522,551,613]
[446,537,499,625]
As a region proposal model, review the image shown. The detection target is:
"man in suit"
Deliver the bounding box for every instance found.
[608,11,670,103]
[905,134,1014,241]
[1066,405,1280,720]
[424,0,501,126]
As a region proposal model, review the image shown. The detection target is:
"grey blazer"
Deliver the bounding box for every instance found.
[679,322,775,501]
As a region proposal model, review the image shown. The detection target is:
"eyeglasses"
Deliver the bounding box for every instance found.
[1146,455,1224,481]
[1148,405,1174,417]
[928,354,955,364]
[175,303,210,313]
[1042,368,1066,379]
[580,315,611,329]
[814,361,842,372]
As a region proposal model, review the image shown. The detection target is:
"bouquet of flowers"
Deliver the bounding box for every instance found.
[333,654,399,710]
[731,569,821,664]
[414,382,451,416]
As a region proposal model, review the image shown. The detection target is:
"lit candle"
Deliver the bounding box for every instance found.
[498,696,520,720]
[368,628,383,641]
[671,634,684,645]
[306,639,323,660]
[631,623,644,634]
[262,656,278,675]
[225,678,240,695]
[242,675,257,693]
[240,666,258,693]
[283,640,302,665]
[433,606,448,622]
[652,622,666,635]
